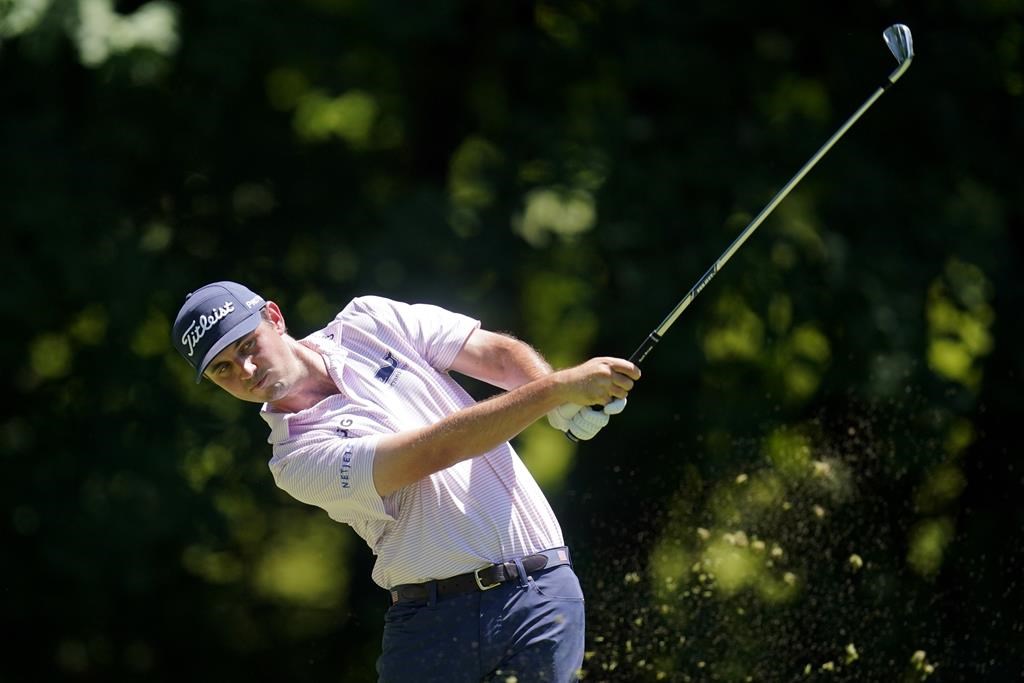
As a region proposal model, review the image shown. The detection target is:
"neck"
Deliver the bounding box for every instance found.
[267,341,338,413]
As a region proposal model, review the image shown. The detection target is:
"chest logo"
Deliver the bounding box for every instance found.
[374,351,400,385]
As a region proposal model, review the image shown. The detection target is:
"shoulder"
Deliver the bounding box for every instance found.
[342,295,408,317]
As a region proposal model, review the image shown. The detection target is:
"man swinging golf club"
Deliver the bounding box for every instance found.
[172,281,640,682]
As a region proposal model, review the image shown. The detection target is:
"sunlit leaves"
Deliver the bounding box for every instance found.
[182,544,244,585]
[535,3,582,49]
[29,332,72,379]
[295,291,335,330]
[448,136,503,210]
[293,89,380,146]
[514,187,597,246]
[521,270,597,369]
[515,422,576,492]
[926,258,994,391]
[137,221,173,252]
[75,0,179,67]
[913,464,966,515]
[907,516,955,578]
[266,67,309,111]
[181,442,234,492]
[230,183,276,220]
[266,67,406,148]
[774,323,831,401]
[447,135,504,237]
[703,293,764,362]
[763,427,813,479]
[252,511,349,610]
[0,0,51,38]
[130,308,169,358]
[702,290,831,402]
[757,75,831,128]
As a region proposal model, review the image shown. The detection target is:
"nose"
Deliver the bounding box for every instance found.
[240,355,257,379]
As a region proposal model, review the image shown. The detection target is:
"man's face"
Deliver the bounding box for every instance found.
[204,314,297,403]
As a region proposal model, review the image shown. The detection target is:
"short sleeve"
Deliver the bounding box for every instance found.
[269,433,393,524]
[346,296,479,371]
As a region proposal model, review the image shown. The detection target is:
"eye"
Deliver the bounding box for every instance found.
[241,338,255,353]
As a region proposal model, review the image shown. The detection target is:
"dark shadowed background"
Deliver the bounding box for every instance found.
[3,1,1022,681]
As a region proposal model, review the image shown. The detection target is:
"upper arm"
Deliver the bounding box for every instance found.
[449,329,551,390]
[272,434,395,524]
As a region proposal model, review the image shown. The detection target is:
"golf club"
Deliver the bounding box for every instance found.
[569,24,914,442]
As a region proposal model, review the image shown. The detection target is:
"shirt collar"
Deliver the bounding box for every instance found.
[258,328,346,442]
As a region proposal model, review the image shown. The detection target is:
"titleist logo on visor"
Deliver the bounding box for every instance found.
[181,300,235,357]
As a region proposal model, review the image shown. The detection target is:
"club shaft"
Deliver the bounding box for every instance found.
[630,82,893,366]
[570,38,912,441]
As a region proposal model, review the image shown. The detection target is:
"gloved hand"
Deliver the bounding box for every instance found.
[546,403,583,432]
[547,398,627,441]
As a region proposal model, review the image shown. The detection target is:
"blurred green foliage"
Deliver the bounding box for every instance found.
[3,0,1022,681]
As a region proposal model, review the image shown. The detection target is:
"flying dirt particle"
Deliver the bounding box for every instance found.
[845,643,859,663]
[752,540,766,552]
[820,661,835,672]
[736,473,749,484]
[909,649,938,678]
[783,572,797,586]
[812,460,832,478]
[696,527,711,540]
[771,544,784,558]
[813,504,826,518]
[624,572,641,585]
[848,554,864,571]
[724,531,749,547]
[504,676,518,683]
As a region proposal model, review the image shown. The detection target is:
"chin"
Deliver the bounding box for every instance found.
[264,382,288,402]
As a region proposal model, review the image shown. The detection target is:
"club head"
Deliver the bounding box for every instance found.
[882,24,914,83]
[883,24,914,64]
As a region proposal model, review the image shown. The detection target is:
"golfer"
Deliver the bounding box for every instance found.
[172,281,639,682]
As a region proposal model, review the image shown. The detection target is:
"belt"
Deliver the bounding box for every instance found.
[389,547,572,605]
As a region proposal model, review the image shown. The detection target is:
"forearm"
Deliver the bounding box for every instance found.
[373,373,566,495]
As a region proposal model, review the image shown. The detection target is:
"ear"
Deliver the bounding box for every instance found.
[264,301,288,333]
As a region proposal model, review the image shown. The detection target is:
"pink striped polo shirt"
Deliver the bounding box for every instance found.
[259,296,565,589]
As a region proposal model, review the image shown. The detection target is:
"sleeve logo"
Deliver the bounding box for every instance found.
[339,448,353,490]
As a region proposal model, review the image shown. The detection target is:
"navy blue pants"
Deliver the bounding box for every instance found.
[377,564,585,682]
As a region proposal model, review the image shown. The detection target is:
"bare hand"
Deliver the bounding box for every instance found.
[556,357,640,407]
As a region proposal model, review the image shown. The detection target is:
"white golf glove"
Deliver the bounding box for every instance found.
[546,403,583,432]
[546,398,627,441]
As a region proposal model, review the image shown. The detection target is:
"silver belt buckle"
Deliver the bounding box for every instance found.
[473,563,500,591]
